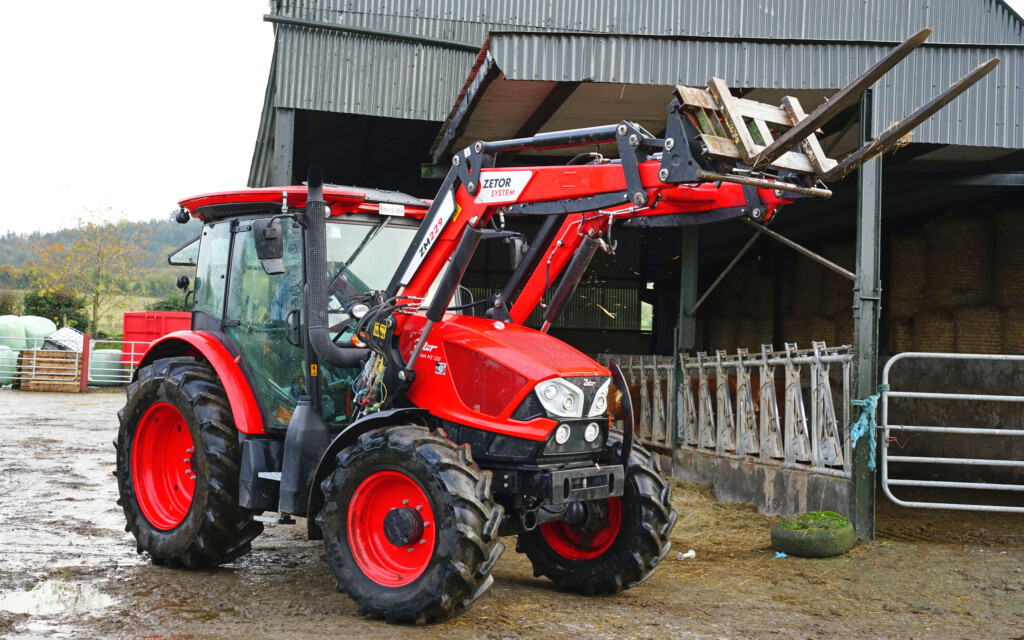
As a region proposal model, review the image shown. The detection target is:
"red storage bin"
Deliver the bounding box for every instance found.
[122,312,192,366]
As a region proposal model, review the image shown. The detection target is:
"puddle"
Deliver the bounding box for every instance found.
[0,579,115,616]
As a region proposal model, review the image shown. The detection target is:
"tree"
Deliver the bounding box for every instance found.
[26,211,147,335]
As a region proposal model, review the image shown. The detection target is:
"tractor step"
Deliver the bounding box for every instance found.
[254,511,296,524]
[257,471,282,481]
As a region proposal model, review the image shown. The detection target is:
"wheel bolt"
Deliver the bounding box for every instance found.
[407,547,414,552]
[402,499,409,505]
[416,505,422,511]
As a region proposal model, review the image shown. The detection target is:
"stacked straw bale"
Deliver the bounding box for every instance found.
[924,215,994,309]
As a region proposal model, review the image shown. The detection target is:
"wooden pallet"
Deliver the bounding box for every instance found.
[17,350,82,392]
[674,81,837,178]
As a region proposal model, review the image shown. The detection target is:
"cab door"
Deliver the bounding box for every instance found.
[223,219,306,430]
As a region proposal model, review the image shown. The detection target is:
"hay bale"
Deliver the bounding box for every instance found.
[889,317,913,354]
[806,315,836,347]
[783,315,834,349]
[924,215,994,309]
[1003,307,1024,354]
[835,311,855,347]
[792,253,824,316]
[740,273,774,318]
[708,316,736,352]
[912,310,955,352]
[783,315,809,347]
[889,236,926,319]
[954,306,1002,354]
[820,242,855,316]
[994,210,1024,307]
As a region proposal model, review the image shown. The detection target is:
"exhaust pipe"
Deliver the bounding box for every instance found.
[304,166,365,369]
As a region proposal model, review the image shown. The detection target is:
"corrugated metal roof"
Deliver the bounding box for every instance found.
[253,0,1024,183]
[267,0,1023,121]
[483,33,1022,148]
[275,0,1023,44]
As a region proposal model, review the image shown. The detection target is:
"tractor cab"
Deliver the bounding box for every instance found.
[171,186,429,432]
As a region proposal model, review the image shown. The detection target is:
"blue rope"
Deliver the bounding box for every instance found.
[849,384,889,471]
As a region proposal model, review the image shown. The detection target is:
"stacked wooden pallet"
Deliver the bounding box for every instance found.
[16,350,81,392]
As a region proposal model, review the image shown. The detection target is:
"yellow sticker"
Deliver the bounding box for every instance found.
[374,322,387,339]
[310,364,318,377]
[451,203,462,222]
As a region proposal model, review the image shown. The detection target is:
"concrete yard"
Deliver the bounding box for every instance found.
[1,387,1022,639]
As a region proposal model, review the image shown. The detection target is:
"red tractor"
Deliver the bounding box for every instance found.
[114,36,994,623]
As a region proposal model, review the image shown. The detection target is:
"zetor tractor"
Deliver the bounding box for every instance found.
[114,34,993,623]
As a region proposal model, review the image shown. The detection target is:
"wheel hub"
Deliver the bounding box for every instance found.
[383,507,425,546]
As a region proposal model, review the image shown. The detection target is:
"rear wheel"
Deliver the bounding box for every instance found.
[317,426,504,624]
[516,436,676,594]
[114,357,263,568]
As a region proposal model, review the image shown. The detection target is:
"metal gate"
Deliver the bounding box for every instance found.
[880,352,1024,514]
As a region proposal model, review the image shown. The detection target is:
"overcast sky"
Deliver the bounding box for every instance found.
[2,1,1022,236]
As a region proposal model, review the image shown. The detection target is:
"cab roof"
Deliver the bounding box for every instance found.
[178,185,430,221]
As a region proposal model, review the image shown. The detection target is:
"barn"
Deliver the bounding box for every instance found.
[249,0,1024,535]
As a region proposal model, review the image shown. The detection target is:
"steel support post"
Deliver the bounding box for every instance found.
[272,107,295,187]
[673,228,700,450]
[851,92,881,539]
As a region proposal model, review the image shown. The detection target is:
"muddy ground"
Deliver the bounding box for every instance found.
[1,388,1022,639]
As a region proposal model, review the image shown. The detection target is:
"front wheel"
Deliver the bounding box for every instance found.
[317,426,504,624]
[114,357,263,568]
[516,436,677,594]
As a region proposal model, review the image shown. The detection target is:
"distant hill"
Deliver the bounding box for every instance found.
[0,217,199,295]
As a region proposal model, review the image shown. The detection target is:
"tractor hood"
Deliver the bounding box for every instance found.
[400,314,606,380]
[400,314,609,441]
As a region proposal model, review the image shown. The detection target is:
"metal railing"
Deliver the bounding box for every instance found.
[598,342,854,477]
[880,352,1024,514]
[87,340,151,385]
[0,351,81,383]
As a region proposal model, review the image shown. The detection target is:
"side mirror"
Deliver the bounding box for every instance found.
[176,275,190,291]
[253,217,285,275]
[506,236,528,270]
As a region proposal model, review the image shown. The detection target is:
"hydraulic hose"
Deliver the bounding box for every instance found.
[304,166,366,369]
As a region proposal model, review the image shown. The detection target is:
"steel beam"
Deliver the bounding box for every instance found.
[272,108,295,187]
[676,228,699,352]
[850,92,881,540]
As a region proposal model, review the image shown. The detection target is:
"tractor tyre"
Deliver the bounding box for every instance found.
[516,433,677,594]
[317,426,504,624]
[114,357,263,568]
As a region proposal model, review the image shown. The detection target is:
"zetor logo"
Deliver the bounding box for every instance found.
[474,171,533,205]
[481,177,512,189]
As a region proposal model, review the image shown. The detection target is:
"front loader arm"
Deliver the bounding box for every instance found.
[358,28,997,410]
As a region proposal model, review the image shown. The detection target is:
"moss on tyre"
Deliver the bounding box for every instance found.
[114,357,263,568]
[770,511,856,558]
[317,426,504,624]
[516,433,677,594]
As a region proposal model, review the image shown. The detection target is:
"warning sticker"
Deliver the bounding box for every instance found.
[474,171,533,205]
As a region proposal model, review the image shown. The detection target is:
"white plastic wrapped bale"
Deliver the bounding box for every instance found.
[21,316,58,350]
[89,349,127,386]
[0,315,27,350]
[0,345,18,386]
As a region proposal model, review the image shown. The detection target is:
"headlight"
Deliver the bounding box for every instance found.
[554,424,571,444]
[584,422,600,442]
[534,378,584,418]
[350,303,369,319]
[588,378,611,417]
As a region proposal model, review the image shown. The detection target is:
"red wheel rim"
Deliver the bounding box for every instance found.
[131,402,196,530]
[347,470,436,587]
[540,497,622,561]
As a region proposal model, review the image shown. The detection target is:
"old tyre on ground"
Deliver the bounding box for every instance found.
[770,511,856,558]
[114,357,263,568]
[516,433,677,594]
[317,426,504,624]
